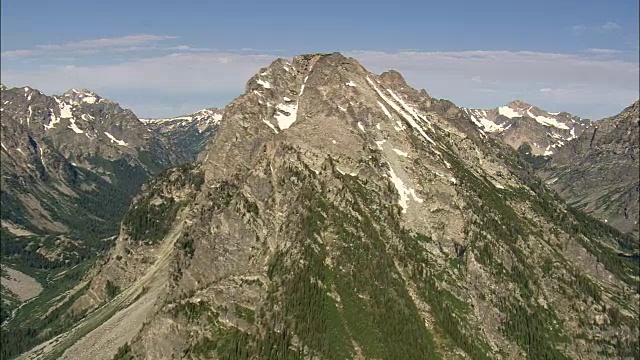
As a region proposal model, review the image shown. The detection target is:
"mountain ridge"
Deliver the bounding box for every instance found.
[463,100,591,156]
[541,100,640,237]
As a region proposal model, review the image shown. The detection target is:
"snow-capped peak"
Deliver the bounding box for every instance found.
[140,108,222,126]
[463,101,591,156]
[61,88,103,104]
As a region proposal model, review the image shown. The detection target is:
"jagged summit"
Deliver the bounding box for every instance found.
[505,99,531,108]
[0,84,180,160]
[202,52,460,181]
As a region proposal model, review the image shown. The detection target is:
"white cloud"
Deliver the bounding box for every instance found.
[3,52,276,92]
[571,22,622,36]
[584,48,623,55]
[571,24,587,35]
[1,34,179,58]
[600,22,621,31]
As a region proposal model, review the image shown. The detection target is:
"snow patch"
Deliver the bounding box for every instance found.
[263,119,279,134]
[256,79,271,89]
[387,89,432,130]
[377,101,393,120]
[1,143,7,151]
[393,148,408,157]
[366,77,435,146]
[469,112,504,133]
[527,110,570,130]
[492,180,505,189]
[275,103,298,130]
[357,122,365,132]
[55,98,73,119]
[450,177,458,185]
[104,132,128,146]
[82,96,96,104]
[44,109,60,130]
[68,118,84,133]
[375,139,386,149]
[387,164,423,214]
[376,123,381,130]
[346,81,357,87]
[498,106,522,119]
[283,96,292,102]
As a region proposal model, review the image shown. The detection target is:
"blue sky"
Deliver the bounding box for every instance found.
[2,0,638,119]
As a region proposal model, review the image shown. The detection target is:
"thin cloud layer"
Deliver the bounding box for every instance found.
[2,49,638,119]
[571,22,623,36]
[1,34,183,58]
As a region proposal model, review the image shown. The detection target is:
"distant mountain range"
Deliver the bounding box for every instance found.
[463,100,591,156]
[542,100,639,238]
[140,108,222,161]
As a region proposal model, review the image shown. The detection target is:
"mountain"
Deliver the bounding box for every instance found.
[540,100,640,238]
[140,108,222,161]
[464,101,591,156]
[0,85,185,327]
[9,54,639,360]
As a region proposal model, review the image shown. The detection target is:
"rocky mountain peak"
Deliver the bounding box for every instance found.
[505,99,531,109]
[203,52,449,181]
[41,53,639,360]
[61,88,104,105]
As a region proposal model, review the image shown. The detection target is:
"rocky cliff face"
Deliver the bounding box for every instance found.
[464,101,591,156]
[140,108,222,161]
[541,100,640,237]
[17,54,638,360]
